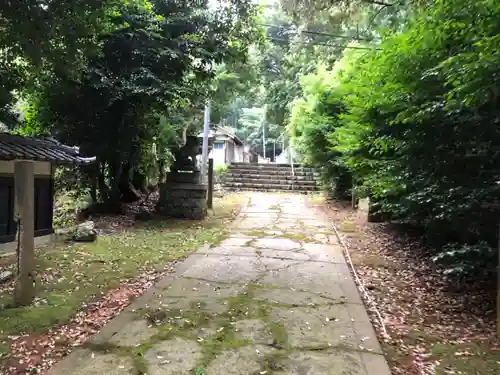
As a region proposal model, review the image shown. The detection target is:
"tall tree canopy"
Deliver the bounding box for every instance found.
[4,0,500,281]
[283,0,500,276]
[0,0,262,205]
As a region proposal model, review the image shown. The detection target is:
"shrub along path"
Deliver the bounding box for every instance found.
[47,192,390,375]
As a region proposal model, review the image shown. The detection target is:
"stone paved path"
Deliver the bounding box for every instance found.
[49,193,391,375]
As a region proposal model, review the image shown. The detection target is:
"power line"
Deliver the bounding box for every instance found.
[268,37,381,51]
[259,23,381,43]
[303,29,379,42]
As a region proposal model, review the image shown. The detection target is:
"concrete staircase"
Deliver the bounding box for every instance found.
[222,163,321,192]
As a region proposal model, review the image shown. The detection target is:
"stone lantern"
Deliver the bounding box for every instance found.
[156,135,208,220]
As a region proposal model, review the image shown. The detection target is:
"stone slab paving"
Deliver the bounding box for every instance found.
[48,192,391,375]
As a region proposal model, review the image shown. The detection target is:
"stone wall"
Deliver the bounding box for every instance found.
[156,182,208,220]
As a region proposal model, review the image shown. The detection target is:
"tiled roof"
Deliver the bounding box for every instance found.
[0,133,96,164]
[197,126,245,146]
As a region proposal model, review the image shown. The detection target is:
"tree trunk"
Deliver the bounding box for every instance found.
[497,223,500,338]
[88,164,98,203]
[132,170,148,193]
[97,162,110,203]
[158,160,166,183]
[107,160,124,210]
[118,162,141,203]
[90,179,97,203]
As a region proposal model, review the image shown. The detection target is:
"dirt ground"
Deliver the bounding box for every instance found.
[314,198,500,375]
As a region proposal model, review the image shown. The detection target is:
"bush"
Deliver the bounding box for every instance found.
[287,0,500,276]
[53,166,93,228]
[432,242,497,278]
[214,164,229,181]
[53,192,93,228]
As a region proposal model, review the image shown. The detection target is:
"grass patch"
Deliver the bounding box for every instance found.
[224,286,270,321]
[82,341,152,375]
[138,306,214,331]
[308,193,324,205]
[130,346,150,375]
[431,342,500,375]
[197,323,252,370]
[258,350,288,373]
[268,204,281,211]
[86,283,291,373]
[267,322,290,350]
[278,233,315,243]
[190,284,271,372]
[0,342,8,360]
[0,195,244,352]
[339,220,357,233]
[242,229,274,238]
[240,230,318,244]
[350,253,395,269]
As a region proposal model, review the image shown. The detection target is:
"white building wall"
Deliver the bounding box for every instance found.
[200,135,252,168]
[234,145,244,163]
[209,141,226,169]
[224,141,234,164]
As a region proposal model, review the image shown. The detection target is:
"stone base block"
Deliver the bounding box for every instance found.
[156,182,208,220]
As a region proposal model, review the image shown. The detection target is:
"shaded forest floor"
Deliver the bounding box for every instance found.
[315,199,500,375]
[0,194,244,375]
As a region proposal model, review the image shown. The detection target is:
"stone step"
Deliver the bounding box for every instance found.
[224,177,318,186]
[228,168,318,174]
[226,174,318,182]
[231,162,306,168]
[223,187,317,193]
[228,164,316,173]
[222,182,319,191]
[227,169,320,177]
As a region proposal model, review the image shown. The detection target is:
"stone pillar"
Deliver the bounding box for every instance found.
[14,160,36,306]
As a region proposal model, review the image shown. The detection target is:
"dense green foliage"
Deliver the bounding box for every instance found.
[1,0,261,206]
[287,0,500,275]
[2,0,499,275]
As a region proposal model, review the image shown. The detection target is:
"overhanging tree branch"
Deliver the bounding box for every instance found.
[363,0,395,6]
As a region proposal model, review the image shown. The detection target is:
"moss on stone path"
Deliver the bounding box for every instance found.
[40,193,392,375]
[85,277,373,375]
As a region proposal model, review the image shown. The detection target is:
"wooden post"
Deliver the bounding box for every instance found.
[14,160,36,307]
[207,158,214,209]
[497,223,500,338]
[351,176,358,209]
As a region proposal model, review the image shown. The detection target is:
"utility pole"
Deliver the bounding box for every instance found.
[262,122,266,160]
[281,134,285,160]
[201,103,210,182]
[273,140,276,162]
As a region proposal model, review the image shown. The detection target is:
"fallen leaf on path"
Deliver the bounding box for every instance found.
[311,199,499,375]
[1,261,182,375]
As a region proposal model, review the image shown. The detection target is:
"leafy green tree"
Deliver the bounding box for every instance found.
[0,0,133,126]
[25,0,260,206]
[289,0,500,275]
[228,106,283,159]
